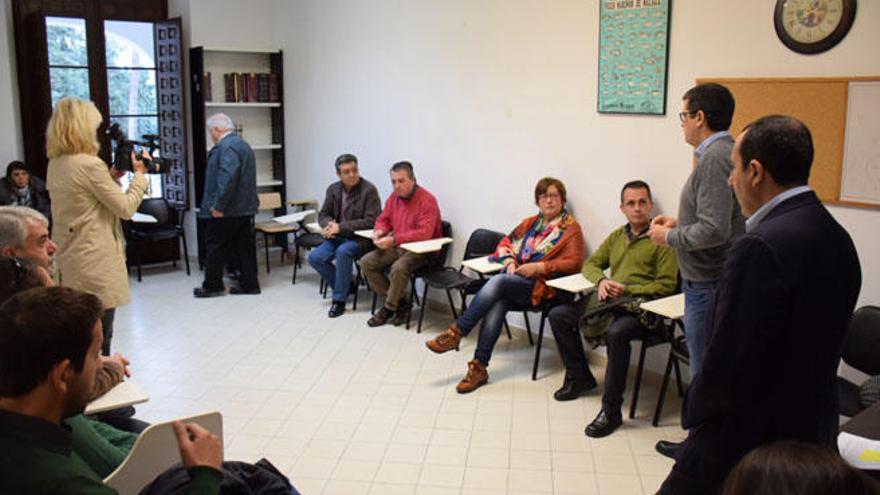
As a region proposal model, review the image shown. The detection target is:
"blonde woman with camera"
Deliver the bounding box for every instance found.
[46,97,148,355]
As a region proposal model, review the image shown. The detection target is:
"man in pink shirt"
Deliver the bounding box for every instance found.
[361,161,442,327]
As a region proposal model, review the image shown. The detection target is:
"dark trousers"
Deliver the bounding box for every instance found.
[202,216,259,292]
[100,308,115,356]
[548,297,595,384]
[549,299,653,414]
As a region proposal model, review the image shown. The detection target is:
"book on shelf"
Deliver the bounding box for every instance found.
[222,72,280,103]
[203,72,212,101]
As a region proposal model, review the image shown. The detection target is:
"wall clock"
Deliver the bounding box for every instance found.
[774,0,857,54]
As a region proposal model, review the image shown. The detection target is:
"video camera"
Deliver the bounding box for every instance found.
[106,122,171,174]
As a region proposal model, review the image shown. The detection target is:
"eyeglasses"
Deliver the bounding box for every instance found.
[538,193,561,201]
[678,111,698,123]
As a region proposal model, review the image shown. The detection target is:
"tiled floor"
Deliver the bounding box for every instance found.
[118,263,686,495]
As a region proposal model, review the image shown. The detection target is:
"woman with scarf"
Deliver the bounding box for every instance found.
[426,177,585,393]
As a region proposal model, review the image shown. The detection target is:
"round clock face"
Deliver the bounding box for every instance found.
[774,0,857,54]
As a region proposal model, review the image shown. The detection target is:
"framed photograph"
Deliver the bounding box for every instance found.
[598,0,672,115]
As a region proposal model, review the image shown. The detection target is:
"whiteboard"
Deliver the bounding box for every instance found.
[841,81,880,205]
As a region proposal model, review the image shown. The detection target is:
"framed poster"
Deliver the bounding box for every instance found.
[598,0,671,115]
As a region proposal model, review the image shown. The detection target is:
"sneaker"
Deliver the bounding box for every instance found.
[392,299,411,326]
[456,359,488,394]
[368,306,395,327]
[426,325,462,353]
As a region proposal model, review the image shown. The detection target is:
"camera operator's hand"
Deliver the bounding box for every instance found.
[130,150,148,174]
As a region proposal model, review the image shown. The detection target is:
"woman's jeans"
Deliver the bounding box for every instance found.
[456,274,536,365]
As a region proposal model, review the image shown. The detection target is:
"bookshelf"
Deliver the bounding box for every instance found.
[189,46,288,264]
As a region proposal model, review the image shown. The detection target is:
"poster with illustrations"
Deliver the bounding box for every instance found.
[598,0,671,115]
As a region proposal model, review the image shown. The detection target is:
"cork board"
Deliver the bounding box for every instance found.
[696,77,880,209]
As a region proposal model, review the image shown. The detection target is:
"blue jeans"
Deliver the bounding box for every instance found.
[682,279,718,378]
[307,238,362,301]
[456,274,535,366]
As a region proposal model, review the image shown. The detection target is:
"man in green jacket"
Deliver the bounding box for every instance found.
[0,286,223,494]
[548,180,677,438]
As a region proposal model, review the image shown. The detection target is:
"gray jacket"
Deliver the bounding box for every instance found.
[200,133,258,218]
[667,134,745,282]
[318,178,381,240]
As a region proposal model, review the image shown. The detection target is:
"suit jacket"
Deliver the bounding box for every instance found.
[672,191,861,491]
[200,133,258,218]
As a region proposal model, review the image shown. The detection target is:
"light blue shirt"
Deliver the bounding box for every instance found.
[745,185,812,232]
[694,130,731,158]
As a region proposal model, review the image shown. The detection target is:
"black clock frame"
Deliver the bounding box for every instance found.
[774,0,857,55]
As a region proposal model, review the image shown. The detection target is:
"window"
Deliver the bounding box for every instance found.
[104,20,163,197]
[46,17,91,108]
[12,0,186,208]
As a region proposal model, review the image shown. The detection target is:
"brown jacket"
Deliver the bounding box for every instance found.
[498,213,586,306]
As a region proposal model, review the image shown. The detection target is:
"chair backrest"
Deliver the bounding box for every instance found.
[841,305,880,375]
[433,220,454,267]
[104,411,223,495]
[463,228,505,261]
[137,198,171,226]
[258,192,282,211]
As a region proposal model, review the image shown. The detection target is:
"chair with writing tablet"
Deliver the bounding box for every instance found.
[104,411,222,495]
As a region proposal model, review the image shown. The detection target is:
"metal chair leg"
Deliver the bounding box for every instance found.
[653,349,676,427]
[523,312,535,346]
[262,232,271,273]
[629,343,650,419]
[531,310,548,380]
[181,231,191,276]
[416,284,429,333]
[291,245,300,284]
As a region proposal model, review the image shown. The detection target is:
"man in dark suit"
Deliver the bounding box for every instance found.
[658,115,862,494]
[195,113,260,298]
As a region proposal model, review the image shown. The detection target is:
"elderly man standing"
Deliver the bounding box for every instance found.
[0,205,57,274]
[360,161,441,327]
[308,154,381,318]
[657,116,861,495]
[195,113,260,298]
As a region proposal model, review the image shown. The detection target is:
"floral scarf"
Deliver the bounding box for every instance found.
[491,210,572,265]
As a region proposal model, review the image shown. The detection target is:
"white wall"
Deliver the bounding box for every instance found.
[0,0,23,164]
[276,0,880,308]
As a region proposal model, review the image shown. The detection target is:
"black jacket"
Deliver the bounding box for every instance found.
[318,178,381,246]
[671,191,862,492]
[0,175,52,221]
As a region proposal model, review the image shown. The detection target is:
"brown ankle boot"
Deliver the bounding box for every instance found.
[456,359,488,393]
[426,324,462,353]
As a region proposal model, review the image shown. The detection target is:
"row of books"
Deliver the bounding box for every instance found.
[203,72,281,103]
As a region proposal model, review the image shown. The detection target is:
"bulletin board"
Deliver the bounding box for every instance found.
[696,77,880,209]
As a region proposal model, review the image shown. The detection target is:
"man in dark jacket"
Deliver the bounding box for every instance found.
[0,161,52,222]
[658,115,862,494]
[308,154,381,317]
[195,113,260,298]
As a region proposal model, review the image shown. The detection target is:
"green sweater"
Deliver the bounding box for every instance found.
[65,414,137,478]
[582,224,678,298]
[0,409,221,495]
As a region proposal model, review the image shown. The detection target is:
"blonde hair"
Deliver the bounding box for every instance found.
[46,97,103,158]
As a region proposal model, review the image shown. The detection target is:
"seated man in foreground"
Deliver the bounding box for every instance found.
[308,153,381,317]
[0,286,223,494]
[360,161,441,327]
[548,180,677,437]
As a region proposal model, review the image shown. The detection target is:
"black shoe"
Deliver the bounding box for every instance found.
[368,306,395,327]
[329,300,346,318]
[584,409,623,438]
[655,440,680,459]
[392,299,412,326]
[229,286,261,295]
[193,287,225,298]
[553,373,598,401]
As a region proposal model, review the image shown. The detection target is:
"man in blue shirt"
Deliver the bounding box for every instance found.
[195,113,260,298]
